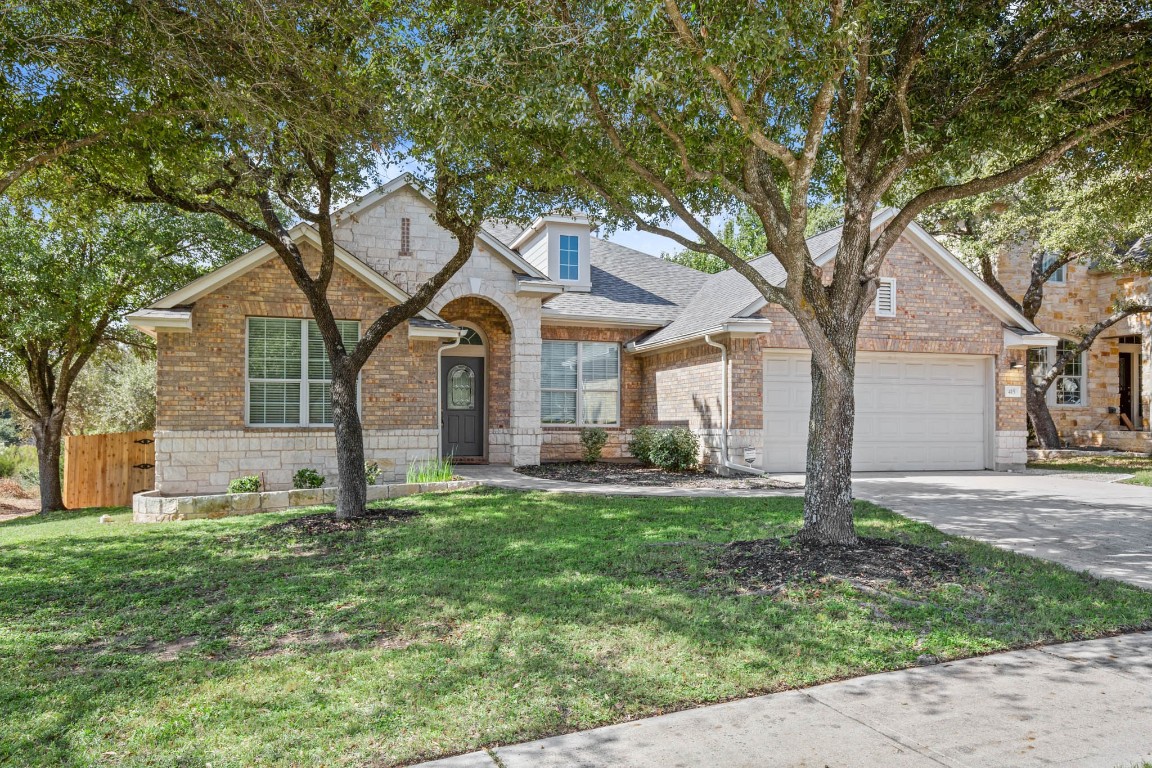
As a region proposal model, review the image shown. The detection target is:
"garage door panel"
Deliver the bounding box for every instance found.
[762,352,988,473]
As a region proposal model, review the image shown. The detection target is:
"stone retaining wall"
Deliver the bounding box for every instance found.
[133,479,478,523]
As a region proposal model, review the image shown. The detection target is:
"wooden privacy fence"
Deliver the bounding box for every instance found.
[63,430,155,509]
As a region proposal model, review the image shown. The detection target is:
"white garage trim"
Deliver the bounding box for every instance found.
[761,350,995,473]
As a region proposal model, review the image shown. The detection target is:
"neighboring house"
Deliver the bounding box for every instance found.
[996,238,1152,450]
[128,176,1053,494]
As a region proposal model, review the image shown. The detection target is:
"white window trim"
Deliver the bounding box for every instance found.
[1032,343,1087,408]
[245,317,362,428]
[541,340,621,427]
[558,234,580,282]
[875,277,896,318]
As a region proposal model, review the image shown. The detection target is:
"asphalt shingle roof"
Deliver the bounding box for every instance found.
[482,218,847,341]
[636,225,845,348]
[544,238,710,324]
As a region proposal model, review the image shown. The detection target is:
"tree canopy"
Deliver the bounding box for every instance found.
[418,0,1152,543]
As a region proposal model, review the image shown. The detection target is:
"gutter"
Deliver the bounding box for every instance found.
[436,330,464,459]
[702,334,768,477]
[626,318,774,354]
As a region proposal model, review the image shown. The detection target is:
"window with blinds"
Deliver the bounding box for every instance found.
[875,278,896,318]
[541,341,620,425]
[247,317,360,425]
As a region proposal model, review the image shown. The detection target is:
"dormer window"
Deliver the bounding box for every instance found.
[559,235,580,281]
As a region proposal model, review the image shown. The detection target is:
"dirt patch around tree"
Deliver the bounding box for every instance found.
[516,462,801,489]
[260,507,422,536]
[713,536,970,595]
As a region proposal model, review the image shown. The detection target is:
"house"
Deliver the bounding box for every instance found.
[995,238,1152,451]
[128,176,1054,495]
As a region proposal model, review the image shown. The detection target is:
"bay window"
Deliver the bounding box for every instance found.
[247,317,360,426]
[541,341,620,425]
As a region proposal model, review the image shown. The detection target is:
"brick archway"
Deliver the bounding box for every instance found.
[438,296,513,461]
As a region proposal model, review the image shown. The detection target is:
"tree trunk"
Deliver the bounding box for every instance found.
[796,349,859,546]
[331,365,367,519]
[30,411,66,513]
[1027,380,1061,449]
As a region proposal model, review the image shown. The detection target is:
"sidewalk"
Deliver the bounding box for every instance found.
[415,631,1152,767]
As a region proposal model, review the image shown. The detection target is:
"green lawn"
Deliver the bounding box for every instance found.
[2,489,1151,767]
[1028,454,1152,486]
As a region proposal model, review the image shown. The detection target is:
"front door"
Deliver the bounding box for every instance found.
[442,356,484,458]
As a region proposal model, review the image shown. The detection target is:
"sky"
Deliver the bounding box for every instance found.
[370,157,700,259]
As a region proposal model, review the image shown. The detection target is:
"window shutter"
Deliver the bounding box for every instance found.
[875,278,896,317]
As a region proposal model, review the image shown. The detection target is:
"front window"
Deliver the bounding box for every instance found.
[541,341,620,425]
[247,317,359,425]
[559,234,580,281]
[1029,340,1085,407]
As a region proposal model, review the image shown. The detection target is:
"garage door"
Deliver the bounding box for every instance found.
[762,352,990,472]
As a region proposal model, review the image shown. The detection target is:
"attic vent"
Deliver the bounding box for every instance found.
[875,278,896,318]
[400,218,411,255]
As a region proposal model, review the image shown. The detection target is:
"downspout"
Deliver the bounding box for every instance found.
[704,333,767,476]
[436,330,464,458]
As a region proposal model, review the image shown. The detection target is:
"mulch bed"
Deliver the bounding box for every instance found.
[516,462,800,489]
[715,536,970,594]
[261,507,422,536]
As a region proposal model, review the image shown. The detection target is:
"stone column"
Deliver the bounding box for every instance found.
[509,301,543,466]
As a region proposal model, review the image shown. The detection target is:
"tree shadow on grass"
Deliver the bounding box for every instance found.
[2,488,1150,766]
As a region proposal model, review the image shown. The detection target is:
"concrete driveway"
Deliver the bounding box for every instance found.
[852,470,1152,589]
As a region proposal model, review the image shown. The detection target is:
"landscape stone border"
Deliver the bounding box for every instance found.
[132,480,479,523]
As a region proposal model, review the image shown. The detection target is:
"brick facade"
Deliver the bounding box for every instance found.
[147,183,1032,494]
[539,324,648,461]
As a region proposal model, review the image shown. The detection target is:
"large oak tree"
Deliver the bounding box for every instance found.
[62,0,555,517]
[425,0,1152,543]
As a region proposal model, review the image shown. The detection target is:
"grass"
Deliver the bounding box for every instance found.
[2,489,1151,767]
[1028,454,1152,486]
[405,455,455,484]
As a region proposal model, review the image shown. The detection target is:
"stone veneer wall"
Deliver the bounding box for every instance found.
[341,186,546,467]
[153,428,438,494]
[995,241,1152,439]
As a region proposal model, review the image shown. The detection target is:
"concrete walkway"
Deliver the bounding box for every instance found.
[457,465,802,498]
[416,631,1152,768]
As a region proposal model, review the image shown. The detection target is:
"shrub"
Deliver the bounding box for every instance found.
[579,427,608,463]
[406,456,454,484]
[16,466,39,490]
[0,445,36,479]
[228,475,262,494]
[292,468,325,489]
[364,461,381,485]
[628,425,657,466]
[650,427,700,471]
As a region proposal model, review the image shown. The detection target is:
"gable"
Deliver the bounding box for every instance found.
[331,175,549,280]
[145,224,439,320]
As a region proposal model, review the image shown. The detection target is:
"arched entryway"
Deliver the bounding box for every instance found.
[438,297,513,463]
